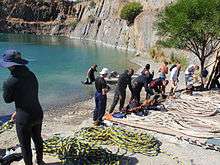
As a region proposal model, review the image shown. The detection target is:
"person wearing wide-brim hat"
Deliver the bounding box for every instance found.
[93,68,110,126]
[0,49,45,165]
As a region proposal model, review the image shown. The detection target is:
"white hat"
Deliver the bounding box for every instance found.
[100,68,109,75]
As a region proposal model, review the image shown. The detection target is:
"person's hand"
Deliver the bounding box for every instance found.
[11,112,16,122]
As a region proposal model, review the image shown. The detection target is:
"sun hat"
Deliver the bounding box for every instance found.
[100,68,109,75]
[0,49,29,68]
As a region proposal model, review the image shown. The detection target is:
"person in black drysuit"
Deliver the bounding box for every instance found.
[109,69,134,114]
[131,70,153,103]
[93,68,110,126]
[84,64,97,84]
[0,50,44,165]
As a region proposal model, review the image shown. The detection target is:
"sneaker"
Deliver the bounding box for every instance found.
[93,121,100,126]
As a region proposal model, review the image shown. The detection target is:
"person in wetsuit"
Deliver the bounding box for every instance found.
[84,64,97,84]
[109,69,134,113]
[1,49,45,165]
[131,69,153,103]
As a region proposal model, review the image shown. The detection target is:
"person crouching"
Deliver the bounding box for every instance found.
[93,68,110,126]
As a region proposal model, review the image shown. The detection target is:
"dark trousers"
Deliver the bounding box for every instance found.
[211,74,220,89]
[109,90,126,113]
[16,121,43,165]
[93,91,107,122]
[131,88,141,103]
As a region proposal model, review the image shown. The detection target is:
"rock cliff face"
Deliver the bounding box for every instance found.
[0,0,175,52]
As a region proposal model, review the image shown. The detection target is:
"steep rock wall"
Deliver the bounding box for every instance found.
[0,0,175,52]
[70,0,175,52]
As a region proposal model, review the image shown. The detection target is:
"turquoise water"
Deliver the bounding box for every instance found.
[0,33,134,115]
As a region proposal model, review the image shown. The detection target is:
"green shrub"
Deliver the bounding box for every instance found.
[169,52,188,70]
[149,46,166,62]
[120,2,143,24]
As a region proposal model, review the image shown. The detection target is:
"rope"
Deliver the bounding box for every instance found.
[0,120,14,134]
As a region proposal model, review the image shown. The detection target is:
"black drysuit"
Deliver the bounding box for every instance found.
[131,74,153,103]
[2,66,43,165]
[109,71,132,113]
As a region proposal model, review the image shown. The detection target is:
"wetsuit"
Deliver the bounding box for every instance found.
[109,71,133,113]
[94,76,108,122]
[131,74,153,103]
[3,66,43,165]
[85,67,96,84]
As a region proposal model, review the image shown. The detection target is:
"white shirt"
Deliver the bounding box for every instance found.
[170,67,179,81]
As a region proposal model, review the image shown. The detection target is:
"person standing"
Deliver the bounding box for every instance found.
[109,69,134,114]
[185,64,199,94]
[169,64,181,96]
[159,61,169,79]
[0,50,44,165]
[93,68,110,126]
[84,64,97,84]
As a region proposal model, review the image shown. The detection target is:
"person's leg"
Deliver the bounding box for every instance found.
[16,123,33,165]
[137,89,141,103]
[119,91,126,111]
[93,92,100,121]
[31,122,44,164]
[97,95,107,122]
[109,91,120,113]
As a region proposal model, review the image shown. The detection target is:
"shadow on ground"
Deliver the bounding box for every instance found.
[45,156,138,165]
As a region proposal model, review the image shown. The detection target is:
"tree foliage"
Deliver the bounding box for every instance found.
[156,0,220,77]
[120,2,143,24]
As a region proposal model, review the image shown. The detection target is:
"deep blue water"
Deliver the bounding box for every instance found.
[0,33,134,115]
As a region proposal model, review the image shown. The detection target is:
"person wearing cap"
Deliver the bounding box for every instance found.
[109,68,134,114]
[94,68,110,126]
[84,64,98,84]
[0,50,45,165]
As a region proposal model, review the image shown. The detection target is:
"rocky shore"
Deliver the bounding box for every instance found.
[0,55,219,165]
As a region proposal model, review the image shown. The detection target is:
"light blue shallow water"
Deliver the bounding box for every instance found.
[0,33,134,115]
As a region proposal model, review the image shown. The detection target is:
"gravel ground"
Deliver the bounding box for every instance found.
[1,55,220,165]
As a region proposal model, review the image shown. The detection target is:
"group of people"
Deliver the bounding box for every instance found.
[1,48,220,165]
[92,59,220,126]
[92,61,183,126]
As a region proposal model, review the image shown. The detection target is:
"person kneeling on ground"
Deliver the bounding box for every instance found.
[121,94,166,115]
[84,64,97,84]
[93,68,110,126]
[109,69,134,114]
[0,49,45,165]
[146,77,169,99]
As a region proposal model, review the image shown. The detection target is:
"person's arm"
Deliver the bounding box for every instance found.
[87,68,91,77]
[2,79,15,103]
[101,79,110,95]
[11,112,16,122]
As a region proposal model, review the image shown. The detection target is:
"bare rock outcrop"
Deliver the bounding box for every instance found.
[0,0,175,52]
